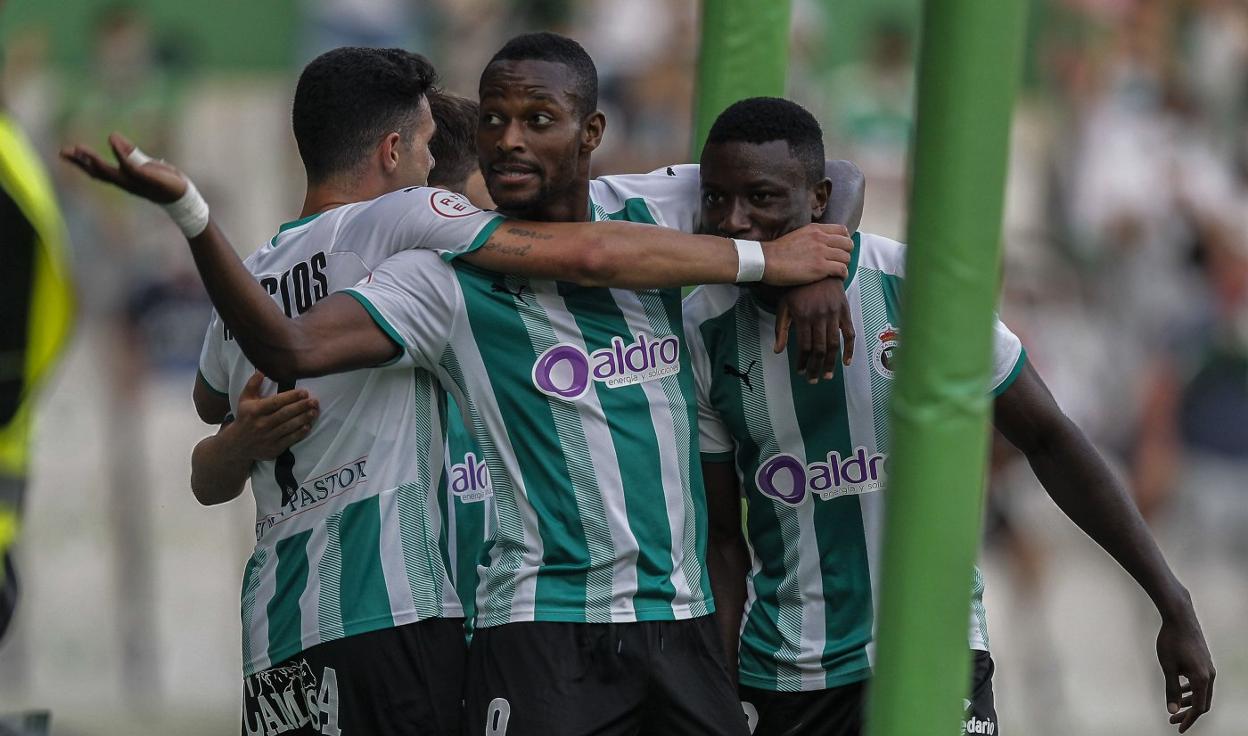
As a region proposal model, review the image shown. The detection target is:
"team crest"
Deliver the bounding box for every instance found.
[872,325,899,379]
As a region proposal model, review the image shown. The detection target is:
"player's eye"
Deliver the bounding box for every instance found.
[702,191,723,207]
[749,192,777,204]
[531,113,554,126]
[482,113,505,127]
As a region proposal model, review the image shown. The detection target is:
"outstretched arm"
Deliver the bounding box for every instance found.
[461,220,852,289]
[994,362,1214,733]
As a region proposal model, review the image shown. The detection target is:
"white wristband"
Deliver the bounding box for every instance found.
[733,239,766,283]
[125,145,210,238]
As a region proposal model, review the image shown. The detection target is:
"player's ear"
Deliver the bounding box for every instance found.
[581,111,605,155]
[810,177,832,220]
[379,131,403,174]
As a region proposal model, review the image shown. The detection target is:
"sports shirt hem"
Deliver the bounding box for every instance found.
[242,608,464,677]
[737,664,873,693]
[341,289,407,366]
[991,347,1027,397]
[197,369,228,397]
[440,214,504,262]
[473,600,714,628]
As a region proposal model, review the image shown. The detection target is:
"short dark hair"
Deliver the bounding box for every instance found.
[706,97,825,183]
[428,90,480,191]
[485,32,598,119]
[292,47,437,183]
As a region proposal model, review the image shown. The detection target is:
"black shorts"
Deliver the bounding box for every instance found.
[739,650,999,736]
[464,616,750,736]
[241,617,466,736]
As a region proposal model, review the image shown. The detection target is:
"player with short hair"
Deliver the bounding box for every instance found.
[64,44,853,736]
[685,97,1215,736]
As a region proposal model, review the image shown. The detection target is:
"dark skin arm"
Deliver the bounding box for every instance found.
[190,372,319,506]
[994,361,1215,733]
[61,134,852,384]
[703,460,750,687]
[772,159,867,382]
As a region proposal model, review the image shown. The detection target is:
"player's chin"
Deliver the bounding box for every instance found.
[486,180,544,211]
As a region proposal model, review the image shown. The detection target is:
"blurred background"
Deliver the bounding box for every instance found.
[0,0,1245,733]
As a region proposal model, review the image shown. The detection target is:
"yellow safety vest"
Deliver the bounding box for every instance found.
[0,114,75,553]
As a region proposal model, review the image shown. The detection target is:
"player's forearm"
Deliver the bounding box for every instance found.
[466,221,739,288]
[190,426,251,506]
[1026,420,1191,619]
[185,221,312,383]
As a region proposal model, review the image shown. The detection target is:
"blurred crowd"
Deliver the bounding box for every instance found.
[1,0,1246,733]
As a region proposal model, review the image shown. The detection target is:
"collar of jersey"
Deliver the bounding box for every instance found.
[269,211,325,246]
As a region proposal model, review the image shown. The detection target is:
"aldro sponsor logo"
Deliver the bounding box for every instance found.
[449,452,492,503]
[754,448,886,505]
[256,456,368,539]
[532,334,680,401]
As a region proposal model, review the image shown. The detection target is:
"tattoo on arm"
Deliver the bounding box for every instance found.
[481,226,555,257]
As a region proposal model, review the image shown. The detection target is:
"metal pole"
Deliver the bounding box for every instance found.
[866,2,1027,735]
[691,0,792,158]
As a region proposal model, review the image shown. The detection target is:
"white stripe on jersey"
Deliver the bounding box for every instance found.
[298,526,326,654]
[612,289,695,616]
[756,312,829,691]
[528,281,641,621]
[449,320,545,623]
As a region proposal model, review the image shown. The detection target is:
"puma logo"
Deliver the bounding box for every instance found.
[724,361,757,392]
[492,282,530,304]
[666,166,676,177]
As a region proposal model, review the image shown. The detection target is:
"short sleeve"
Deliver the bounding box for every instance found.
[682,292,736,462]
[590,169,700,233]
[341,249,460,372]
[989,318,1026,396]
[197,315,230,398]
[335,187,505,266]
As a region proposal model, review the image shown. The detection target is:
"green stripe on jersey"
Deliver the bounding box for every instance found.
[434,194,712,626]
[265,531,311,668]
[339,496,395,636]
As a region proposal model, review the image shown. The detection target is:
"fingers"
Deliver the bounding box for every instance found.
[240,371,266,400]
[267,401,319,439]
[265,396,319,429]
[108,132,138,169]
[839,308,856,368]
[255,387,311,417]
[1164,670,1182,718]
[804,319,829,383]
[59,145,126,186]
[820,317,841,380]
[811,223,849,237]
[774,305,792,354]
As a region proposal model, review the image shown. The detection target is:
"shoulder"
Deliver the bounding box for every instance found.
[590,171,698,227]
[346,186,487,226]
[683,284,742,331]
[855,231,907,277]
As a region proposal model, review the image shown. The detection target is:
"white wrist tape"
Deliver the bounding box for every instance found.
[733,239,766,283]
[125,145,210,238]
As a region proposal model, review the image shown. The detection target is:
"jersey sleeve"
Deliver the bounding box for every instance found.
[590,168,700,233]
[989,317,1026,396]
[683,291,736,462]
[341,249,460,372]
[335,187,505,267]
[196,314,230,399]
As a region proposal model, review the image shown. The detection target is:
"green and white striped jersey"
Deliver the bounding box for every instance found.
[346,174,717,627]
[197,187,502,676]
[441,396,492,639]
[684,232,1026,693]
